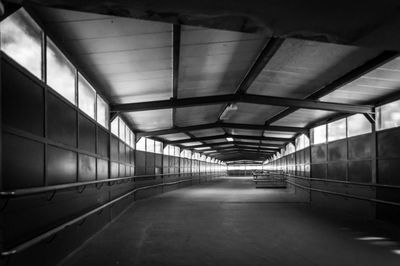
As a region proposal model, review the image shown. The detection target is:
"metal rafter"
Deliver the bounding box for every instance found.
[136,122,306,137]
[166,134,289,144]
[110,94,373,114]
[189,141,281,149]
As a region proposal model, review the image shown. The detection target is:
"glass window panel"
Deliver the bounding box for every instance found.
[78,73,96,118]
[119,119,126,142]
[155,141,163,154]
[136,137,146,151]
[111,117,119,136]
[1,8,42,79]
[46,38,76,104]
[96,96,109,128]
[328,118,346,142]
[347,114,372,137]
[311,125,326,144]
[377,100,400,131]
[175,147,180,157]
[163,145,170,155]
[304,135,310,148]
[146,139,154,153]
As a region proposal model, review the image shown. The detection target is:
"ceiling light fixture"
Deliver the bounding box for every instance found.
[226,137,234,142]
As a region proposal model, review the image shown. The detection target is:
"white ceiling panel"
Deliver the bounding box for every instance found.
[125,109,172,131]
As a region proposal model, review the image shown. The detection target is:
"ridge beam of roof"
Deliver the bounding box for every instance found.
[189,141,281,149]
[111,94,374,114]
[167,134,289,144]
[136,122,306,137]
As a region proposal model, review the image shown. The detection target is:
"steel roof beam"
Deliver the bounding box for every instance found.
[111,94,374,114]
[166,134,289,144]
[136,122,305,137]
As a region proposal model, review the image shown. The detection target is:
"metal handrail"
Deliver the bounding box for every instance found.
[286,180,400,208]
[0,176,213,257]
[0,173,189,198]
[285,173,400,190]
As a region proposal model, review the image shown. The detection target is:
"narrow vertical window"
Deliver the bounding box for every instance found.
[311,125,326,144]
[1,8,42,79]
[96,96,109,129]
[377,100,400,130]
[46,38,76,104]
[328,118,346,142]
[78,73,96,118]
[347,114,371,137]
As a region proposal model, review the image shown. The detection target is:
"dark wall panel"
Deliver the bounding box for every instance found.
[48,93,77,147]
[328,140,347,161]
[348,160,371,183]
[97,128,109,158]
[111,162,119,178]
[97,159,108,180]
[378,128,400,158]
[135,151,146,175]
[119,141,125,163]
[47,146,77,185]
[311,164,326,179]
[2,133,44,189]
[110,136,118,162]
[78,115,96,154]
[327,162,347,180]
[2,60,44,136]
[78,154,96,182]
[311,144,327,163]
[378,158,400,185]
[348,134,371,160]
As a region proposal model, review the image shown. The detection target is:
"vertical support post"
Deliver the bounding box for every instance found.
[370,108,377,184]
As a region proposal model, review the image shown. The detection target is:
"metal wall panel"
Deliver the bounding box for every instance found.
[327,162,347,180]
[135,150,146,175]
[97,158,108,180]
[78,114,96,153]
[47,93,77,147]
[47,146,77,185]
[311,164,327,179]
[377,128,400,158]
[2,60,44,136]
[348,134,371,160]
[110,136,119,161]
[2,133,44,189]
[97,128,109,157]
[328,140,347,161]
[348,160,371,182]
[78,154,96,181]
[311,144,327,163]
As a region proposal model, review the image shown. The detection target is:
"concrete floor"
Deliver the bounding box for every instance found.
[60,177,400,266]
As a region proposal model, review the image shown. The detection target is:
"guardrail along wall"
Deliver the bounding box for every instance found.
[0,56,225,266]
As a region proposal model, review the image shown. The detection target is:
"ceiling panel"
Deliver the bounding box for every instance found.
[190,128,226,137]
[263,131,296,139]
[125,109,172,131]
[175,104,223,127]
[247,38,380,99]
[271,109,336,127]
[178,26,265,98]
[159,133,190,141]
[226,103,285,125]
[181,141,204,147]
[226,128,262,136]
[203,139,228,144]
[320,57,400,104]
[34,7,172,104]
